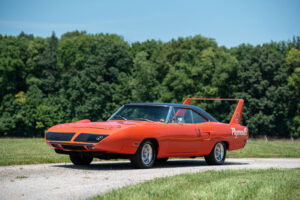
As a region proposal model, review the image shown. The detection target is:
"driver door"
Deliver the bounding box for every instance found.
[166,107,201,154]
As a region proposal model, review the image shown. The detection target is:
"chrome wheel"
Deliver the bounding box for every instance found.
[214,143,225,162]
[141,143,153,165]
[205,142,227,165]
[131,140,156,169]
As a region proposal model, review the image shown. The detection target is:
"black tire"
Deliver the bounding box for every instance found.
[204,142,227,165]
[156,158,169,163]
[130,140,156,169]
[69,153,93,165]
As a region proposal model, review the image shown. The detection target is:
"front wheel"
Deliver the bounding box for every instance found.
[204,142,227,165]
[69,153,93,165]
[130,140,156,169]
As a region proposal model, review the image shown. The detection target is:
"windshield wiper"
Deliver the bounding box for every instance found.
[117,115,128,120]
[133,118,154,122]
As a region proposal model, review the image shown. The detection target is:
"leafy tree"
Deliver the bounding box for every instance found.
[231,43,291,137]
[0,32,299,138]
[0,35,29,101]
[287,48,300,137]
[58,33,131,121]
[37,32,59,94]
[131,51,160,102]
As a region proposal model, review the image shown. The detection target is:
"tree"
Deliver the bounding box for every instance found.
[37,32,59,94]
[0,32,299,138]
[287,48,300,137]
[231,43,291,137]
[58,33,132,121]
[131,51,160,102]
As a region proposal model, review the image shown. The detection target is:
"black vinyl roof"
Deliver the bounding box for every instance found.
[125,102,218,122]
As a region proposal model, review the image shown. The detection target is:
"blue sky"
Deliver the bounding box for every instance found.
[0,0,299,47]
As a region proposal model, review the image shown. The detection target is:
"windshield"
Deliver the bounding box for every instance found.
[109,105,170,122]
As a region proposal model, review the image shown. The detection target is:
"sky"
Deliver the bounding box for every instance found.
[0,0,299,47]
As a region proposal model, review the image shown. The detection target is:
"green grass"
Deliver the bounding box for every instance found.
[0,138,70,165]
[227,140,300,158]
[0,138,299,166]
[90,169,300,200]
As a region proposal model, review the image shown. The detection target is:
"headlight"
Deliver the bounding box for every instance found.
[46,132,75,141]
[74,133,108,143]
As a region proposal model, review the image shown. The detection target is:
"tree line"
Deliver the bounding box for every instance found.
[0,31,299,138]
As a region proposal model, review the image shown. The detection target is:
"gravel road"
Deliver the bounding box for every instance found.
[1,158,299,200]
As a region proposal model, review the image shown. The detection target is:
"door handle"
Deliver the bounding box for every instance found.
[195,128,201,136]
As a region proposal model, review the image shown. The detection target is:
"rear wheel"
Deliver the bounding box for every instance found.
[130,140,156,169]
[204,142,226,165]
[69,153,93,165]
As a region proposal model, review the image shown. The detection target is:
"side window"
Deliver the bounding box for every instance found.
[170,108,193,123]
[191,110,207,123]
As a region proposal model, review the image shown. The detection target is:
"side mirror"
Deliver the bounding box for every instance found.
[177,117,183,123]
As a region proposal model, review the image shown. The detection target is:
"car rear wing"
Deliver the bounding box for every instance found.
[183,98,244,124]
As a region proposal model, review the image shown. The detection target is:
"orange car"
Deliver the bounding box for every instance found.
[45,98,248,168]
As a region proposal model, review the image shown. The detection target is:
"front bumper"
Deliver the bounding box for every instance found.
[49,142,96,151]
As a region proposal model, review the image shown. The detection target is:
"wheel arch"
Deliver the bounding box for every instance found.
[222,141,229,150]
[130,137,158,169]
[141,138,159,156]
[207,140,229,155]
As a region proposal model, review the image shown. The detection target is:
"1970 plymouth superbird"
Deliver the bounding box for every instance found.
[45,98,248,168]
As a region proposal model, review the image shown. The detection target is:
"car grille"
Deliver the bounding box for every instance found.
[61,145,86,150]
[46,132,75,141]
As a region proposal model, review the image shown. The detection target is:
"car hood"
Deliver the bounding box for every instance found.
[48,120,153,133]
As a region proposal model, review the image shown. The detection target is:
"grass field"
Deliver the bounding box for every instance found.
[227,139,300,158]
[0,138,70,165]
[0,138,299,166]
[90,169,300,200]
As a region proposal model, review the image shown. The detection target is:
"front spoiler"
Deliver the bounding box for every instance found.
[54,149,131,159]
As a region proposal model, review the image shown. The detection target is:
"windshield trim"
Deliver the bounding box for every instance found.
[107,105,125,121]
[107,105,171,123]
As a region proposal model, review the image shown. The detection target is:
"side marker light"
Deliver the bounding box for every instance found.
[132,142,139,146]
